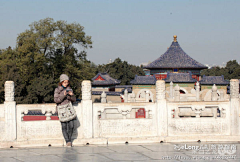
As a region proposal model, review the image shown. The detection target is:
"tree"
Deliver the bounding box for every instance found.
[97,58,145,85]
[0,18,95,103]
[201,60,240,80]
[0,47,18,103]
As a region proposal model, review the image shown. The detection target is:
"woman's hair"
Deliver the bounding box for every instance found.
[58,81,70,86]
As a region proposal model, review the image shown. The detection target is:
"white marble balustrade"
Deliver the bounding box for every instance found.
[0,79,239,147]
[167,101,230,136]
[93,102,157,138]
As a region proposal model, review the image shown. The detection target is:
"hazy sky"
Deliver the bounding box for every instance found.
[0,0,239,66]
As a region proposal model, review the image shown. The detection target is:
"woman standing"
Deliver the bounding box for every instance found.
[54,74,76,147]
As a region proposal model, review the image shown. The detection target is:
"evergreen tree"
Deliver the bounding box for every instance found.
[97,58,145,85]
[201,60,240,80]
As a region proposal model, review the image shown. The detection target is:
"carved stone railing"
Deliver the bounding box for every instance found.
[94,102,154,119]
[167,81,229,102]
[170,102,228,118]
[17,104,57,121]
[168,101,230,136]
[93,102,157,138]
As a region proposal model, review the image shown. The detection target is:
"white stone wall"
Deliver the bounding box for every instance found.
[98,119,156,137]
[16,104,61,141]
[17,120,62,141]
[16,103,82,141]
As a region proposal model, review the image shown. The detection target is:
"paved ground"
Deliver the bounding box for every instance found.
[0,142,240,162]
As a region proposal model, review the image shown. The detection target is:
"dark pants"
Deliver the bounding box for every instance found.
[61,119,74,143]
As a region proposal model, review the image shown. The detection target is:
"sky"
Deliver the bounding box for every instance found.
[0,0,239,66]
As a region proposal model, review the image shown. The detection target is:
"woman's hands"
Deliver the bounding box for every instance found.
[68,91,74,96]
[64,89,74,96]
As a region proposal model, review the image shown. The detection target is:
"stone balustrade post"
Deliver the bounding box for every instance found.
[4,81,17,141]
[211,84,218,101]
[81,80,93,138]
[230,79,239,135]
[101,91,107,103]
[124,89,128,103]
[220,91,224,101]
[196,81,200,101]
[174,84,180,101]
[130,92,136,102]
[169,81,173,99]
[156,80,167,136]
[146,90,150,102]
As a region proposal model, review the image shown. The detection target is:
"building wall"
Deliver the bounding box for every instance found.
[149,69,201,75]
[201,85,227,91]
[132,85,155,90]
[115,88,124,92]
[92,95,121,103]
[92,87,109,92]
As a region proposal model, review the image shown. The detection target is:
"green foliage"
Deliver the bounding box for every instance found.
[201,60,240,80]
[0,18,95,103]
[97,58,145,85]
[0,47,18,103]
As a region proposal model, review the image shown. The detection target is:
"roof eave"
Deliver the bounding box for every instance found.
[165,81,196,83]
[145,67,208,69]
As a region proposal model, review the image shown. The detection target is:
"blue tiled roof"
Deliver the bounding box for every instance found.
[144,41,208,69]
[199,75,229,85]
[92,73,121,86]
[164,72,197,83]
[92,91,122,96]
[130,75,156,85]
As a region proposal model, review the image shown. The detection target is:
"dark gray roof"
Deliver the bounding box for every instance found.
[92,91,122,96]
[130,75,156,85]
[92,73,121,86]
[144,41,208,69]
[164,72,197,83]
[199,75,229,85]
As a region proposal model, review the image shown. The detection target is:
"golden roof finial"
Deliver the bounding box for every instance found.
[173,35,177,42]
